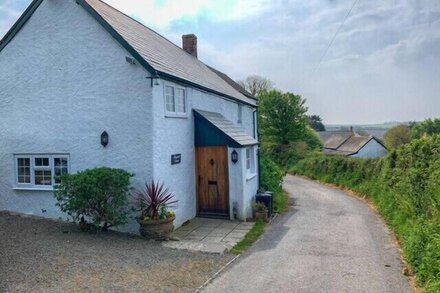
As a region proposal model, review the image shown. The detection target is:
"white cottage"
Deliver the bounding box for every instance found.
[322,133,388,158]
[0,0,259,231]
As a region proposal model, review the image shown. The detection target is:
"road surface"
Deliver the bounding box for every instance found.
[203,175,411,293]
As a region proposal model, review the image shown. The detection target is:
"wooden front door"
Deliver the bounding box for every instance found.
[196,146,229,218]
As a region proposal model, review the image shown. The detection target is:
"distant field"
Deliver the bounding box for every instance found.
[324,122,409,139]
[326,122,402,130]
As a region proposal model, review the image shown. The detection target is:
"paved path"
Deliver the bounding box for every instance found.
[203,175,412,293]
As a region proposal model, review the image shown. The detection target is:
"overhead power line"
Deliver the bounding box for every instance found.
[313,0,359,74]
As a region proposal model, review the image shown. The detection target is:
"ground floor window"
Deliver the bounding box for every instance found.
[246,147,256,176]
[14,154,69,189]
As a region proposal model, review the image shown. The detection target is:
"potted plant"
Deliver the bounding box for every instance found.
[253,202,268,222]
[134,180,177,239]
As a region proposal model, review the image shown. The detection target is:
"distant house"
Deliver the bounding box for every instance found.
[0,0,259,232]
[320,131,388,158]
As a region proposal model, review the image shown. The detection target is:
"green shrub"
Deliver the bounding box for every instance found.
[292,135,440,292]
[54,167,133,231]
[260,153,288,212]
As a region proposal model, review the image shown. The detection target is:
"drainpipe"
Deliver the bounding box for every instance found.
[253,108,261,188]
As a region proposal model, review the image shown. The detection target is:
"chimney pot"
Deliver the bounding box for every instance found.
[182,34,197,58]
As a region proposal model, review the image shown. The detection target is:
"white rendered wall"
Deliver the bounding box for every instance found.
[0,0,153,232]
[152,80,259,226]
[0,0,259,232]
[351,140,388,158]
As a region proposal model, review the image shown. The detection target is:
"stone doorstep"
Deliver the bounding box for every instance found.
[162,240,230,255]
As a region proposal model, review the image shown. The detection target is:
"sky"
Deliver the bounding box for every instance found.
[1,0,439,124]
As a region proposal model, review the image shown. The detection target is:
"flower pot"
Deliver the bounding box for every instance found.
[137,216,175,239]
[255,210,268,222]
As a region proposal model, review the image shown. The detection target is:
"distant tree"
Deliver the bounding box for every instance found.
[237,75,274,96]
[383,125,411,149]
[259,90,309,144]
[410,118,440,139]
[308,115,326,132]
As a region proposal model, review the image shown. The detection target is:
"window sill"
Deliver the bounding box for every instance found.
[246,173,257,181]
[13,186,54,191]
[165,113,188,119]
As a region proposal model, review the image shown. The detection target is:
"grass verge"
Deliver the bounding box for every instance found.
[230,220,266,255]
[273,190,290,213]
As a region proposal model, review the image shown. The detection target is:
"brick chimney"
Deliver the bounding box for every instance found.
[182,34,197,58]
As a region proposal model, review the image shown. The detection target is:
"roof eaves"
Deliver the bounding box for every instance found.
[0,0,44,53]
[159,72,257,108]
[194,110,259,147]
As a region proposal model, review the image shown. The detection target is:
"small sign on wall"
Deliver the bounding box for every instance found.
[171,154,181,165]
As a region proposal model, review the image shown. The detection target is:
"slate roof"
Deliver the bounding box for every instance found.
[322,132,353,149]
[207,66,256,100]
[83,0,257,106]
[194,109,258,146]
[323,134,387,156]
[0,0,257,107]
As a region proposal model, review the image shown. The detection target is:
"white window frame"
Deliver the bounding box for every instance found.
[163,82,188,118]
[245,147,256,180]
[14,154,70,190]
[238,104,243,124]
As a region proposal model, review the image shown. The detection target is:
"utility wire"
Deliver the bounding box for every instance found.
[313,0,359,74]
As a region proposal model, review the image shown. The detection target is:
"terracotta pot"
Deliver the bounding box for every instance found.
[137,216,175,239]
[255,210,268,222]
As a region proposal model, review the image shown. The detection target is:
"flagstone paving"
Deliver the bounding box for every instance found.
[163,218,254,254]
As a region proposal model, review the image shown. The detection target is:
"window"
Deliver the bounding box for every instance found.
[246,147,256,177]
[14,154,69,189]
[164,84,187,116]
[165,86,175,113]
[238,105,243,124]
[17,157,31,184]
[246,148,251,170]
[176,88,186,114]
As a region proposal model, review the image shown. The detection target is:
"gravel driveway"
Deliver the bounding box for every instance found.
[0,211,233,292]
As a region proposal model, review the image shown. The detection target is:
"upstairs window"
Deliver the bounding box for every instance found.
[164,84,187,117]
[14,154,70,189]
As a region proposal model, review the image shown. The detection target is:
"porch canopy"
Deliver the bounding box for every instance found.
[194,109,258,148]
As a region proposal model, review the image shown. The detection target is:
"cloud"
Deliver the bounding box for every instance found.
[104,0,270,29]
[0,0,27,37]
[1,0,439,124]
[198,0,440,124]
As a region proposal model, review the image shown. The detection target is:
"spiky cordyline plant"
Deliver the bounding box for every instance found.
[135,180,177,220]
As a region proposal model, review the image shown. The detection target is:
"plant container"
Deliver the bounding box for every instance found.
[255,210,268,222]
[137,216,175,239]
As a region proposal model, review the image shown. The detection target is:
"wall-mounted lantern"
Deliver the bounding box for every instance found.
[146,72,160,87]
[231,150,238,164]
[101,131,109,147]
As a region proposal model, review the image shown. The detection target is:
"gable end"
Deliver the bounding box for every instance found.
[0,0,44,53]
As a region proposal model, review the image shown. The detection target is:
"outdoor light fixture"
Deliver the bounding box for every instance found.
[101,131,109,147]
[125,56,136,65]
[146,72,160,87]
[231,150,238,164]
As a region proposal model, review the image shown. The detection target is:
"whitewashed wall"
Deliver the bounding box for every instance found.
[351,139,388,158]
[0,0,259,232]
[152,81,258,226]
[0,0,153,232]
